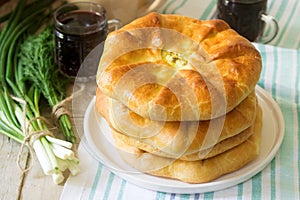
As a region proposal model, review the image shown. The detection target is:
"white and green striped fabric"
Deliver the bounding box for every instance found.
[61,0,300,199]
[159,0,300,49]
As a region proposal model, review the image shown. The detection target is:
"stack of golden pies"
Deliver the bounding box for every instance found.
[95,12,263,183]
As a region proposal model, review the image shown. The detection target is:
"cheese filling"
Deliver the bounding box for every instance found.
[162,50,193,70]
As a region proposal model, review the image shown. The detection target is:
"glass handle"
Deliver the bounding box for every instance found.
[108,19,121,32]
[259,14,279,44]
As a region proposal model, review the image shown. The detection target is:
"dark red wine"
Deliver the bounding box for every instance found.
[54,11,108,77]
[217,0,267,42]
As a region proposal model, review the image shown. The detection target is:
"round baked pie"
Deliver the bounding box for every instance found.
[97,12,262,121]
[111,106,262,183]
[95,12,263,183]
[95,88,257,161]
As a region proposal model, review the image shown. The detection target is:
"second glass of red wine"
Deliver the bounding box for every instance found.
[54,2,120,81]
[217,0,278,43]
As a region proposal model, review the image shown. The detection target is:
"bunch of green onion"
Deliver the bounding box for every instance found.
[0,88,79,184]
[0,0,80,184]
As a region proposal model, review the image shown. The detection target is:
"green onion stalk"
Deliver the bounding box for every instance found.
[19,25,76,144]
[0,0,79,184]
[0,88,80,184]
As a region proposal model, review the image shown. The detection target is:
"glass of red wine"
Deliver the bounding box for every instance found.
[217,0,278,43]
[54,2,120,81]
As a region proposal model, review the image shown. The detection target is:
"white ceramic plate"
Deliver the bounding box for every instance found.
[82,86,285,194]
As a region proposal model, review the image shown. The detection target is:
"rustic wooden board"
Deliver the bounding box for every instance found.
[0,134,28,200]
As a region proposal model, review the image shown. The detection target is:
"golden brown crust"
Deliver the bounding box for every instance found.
[96,88,257,157]
[111,106,262,183]
[111,119,254,161]
[97,12,262,121]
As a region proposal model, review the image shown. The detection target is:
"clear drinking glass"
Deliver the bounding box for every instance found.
[54,2,120,80]
[217,0,278,43]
